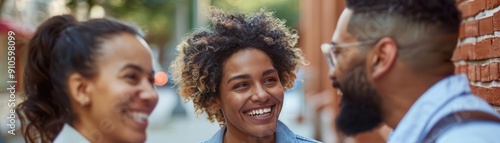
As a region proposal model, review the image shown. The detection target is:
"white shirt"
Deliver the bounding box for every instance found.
[53,124,90,143]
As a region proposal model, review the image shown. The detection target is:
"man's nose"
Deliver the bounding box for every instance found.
[328,68,336,79]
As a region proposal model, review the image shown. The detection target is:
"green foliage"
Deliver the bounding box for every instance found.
[67,0,177,46]
[64,0,299,47]
[211,0,299,27]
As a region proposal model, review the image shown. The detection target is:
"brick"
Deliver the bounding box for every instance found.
[459,0,486,18]
[461,64,468,74]
[476,65,481,81]
[491,62,500,81]
[493,38,500,58]
[487,0,500,9]
[481,65,490,81]
[459,43,473,60]
[473,0,487,15]
[459,24,466,40]
[459,1,474,18]
[464,20,479,37]
[467,45,478,60]
[452,47,461,61]
[479,17,493,35]
[495,11,500,31]
[473,38,492,60]
[455,65,468,75]
[468,64,477,81]
[470,85,500,106]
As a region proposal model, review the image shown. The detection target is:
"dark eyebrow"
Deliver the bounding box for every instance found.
[263,68,277,76]
[121,64,155,75]
[227,74,251,84]
[121,64,144,72]
[226,68,278,84]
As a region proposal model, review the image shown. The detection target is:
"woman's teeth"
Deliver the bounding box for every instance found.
[246,107,272,116]
[130,112,149,122]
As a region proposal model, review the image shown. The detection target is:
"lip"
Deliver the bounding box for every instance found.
[242,105,276,124]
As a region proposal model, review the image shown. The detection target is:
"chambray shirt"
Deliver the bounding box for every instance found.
[388,74,500,143]
[53,124,90,143]
[201,120,320,143]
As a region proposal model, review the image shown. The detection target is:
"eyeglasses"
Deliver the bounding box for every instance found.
[321,40,378,70]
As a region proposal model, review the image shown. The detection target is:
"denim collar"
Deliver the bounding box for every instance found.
[204,120,298,143]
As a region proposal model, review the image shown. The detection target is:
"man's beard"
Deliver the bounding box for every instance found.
[333,63,383,136]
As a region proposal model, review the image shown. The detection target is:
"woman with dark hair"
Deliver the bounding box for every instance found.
[170,8,319,143]
[16,15,158,143]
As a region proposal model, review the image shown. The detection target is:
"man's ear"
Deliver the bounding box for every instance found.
[367,37,398,80]
[68,73,92,107]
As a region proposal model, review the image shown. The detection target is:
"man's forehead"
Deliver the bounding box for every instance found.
[332,9,355,43]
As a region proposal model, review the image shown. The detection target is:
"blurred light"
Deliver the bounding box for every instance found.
[14,0,27,12]
[155,71,168,86]
[89,5,105,18]
[75,1,89,21]
[49,0,71,16]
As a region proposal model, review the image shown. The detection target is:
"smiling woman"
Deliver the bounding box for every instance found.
[15,15,158,143]
[170,8,318,143]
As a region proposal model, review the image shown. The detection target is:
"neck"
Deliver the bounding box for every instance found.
[378,69,452,129]
[223,125,275,143]
[73,111,114,143]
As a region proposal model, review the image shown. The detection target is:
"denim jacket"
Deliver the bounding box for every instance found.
[388,74,500,143]
[201,120,320,143]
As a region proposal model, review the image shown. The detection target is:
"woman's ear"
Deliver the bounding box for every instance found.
[213,98,222,110]
[68,73,92,107]
[212,97,224,114]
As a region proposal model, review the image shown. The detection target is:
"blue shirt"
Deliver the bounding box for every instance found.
[201,120,320,143]
[388,74,500,143]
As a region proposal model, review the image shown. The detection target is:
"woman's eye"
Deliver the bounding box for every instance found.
[125,74,139,83]
[264,77,278,85]
[233,83,249,90]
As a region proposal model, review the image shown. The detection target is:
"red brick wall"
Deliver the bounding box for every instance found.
[453,0,500,112]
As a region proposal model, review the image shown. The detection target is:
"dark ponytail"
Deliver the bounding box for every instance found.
[16,15,141,142]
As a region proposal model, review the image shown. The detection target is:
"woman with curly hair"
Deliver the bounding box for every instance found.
[16,15,158,143]
[171,8,319,143]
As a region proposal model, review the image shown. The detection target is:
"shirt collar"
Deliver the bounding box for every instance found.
[53,124,90,143]
[204,120,297,143]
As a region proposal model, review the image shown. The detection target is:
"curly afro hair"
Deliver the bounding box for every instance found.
[170,8,306,125]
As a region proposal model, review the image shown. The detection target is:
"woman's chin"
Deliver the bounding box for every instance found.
[119,130,147,143]
[249,124,277,138]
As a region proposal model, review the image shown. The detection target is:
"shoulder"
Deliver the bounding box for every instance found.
[199,126,225,143]
[275,120,321,143]
[436,121,500,143]
[294,134,321,143]
[53,124,89,143]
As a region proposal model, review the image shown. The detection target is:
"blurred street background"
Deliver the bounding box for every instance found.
[3,0,499,143]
